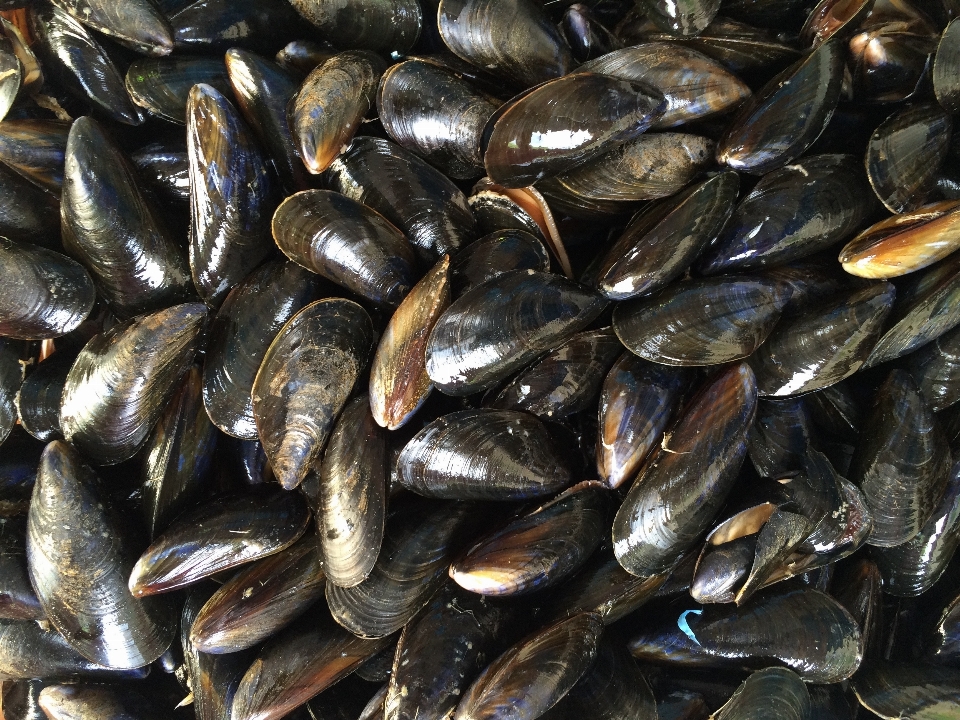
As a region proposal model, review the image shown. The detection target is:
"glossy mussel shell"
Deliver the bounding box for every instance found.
[748,282,895,397]
[49,0,173,55]
[425,270,607,396]
[437,0,573,89]
[628,587,862,683]
[718,38,845,174]
[0,517,42,621]
[852,663,960,719]
[126,55,231,125]
[27,441,175,669]
[613,363,758,577]
[61,116,192,319]
[288,0,421,54]
[0,238,94,340]
[613,276,791,366]
[128,485,310,596]
[934,19,960,115]
[252,299,374,490]
[38,685,163,720]
[397,409,572,501]
[0,119,69,195]
[636,0,721,35]
[59,302,206,466]
[713,668,810,720]
[187,83,274,307]
[851,370,951,547]
[450,229,550,297]
[908,323,960,412]
[484,73,666,188]
[272,190,417,307]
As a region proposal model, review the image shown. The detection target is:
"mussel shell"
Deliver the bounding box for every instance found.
[48,0,173,55]
[748,397,816,478]
[61,116,192,320]
[437,0,573,89]
[251,298,374,491]
[698,154,876,274]
[484,73,665,188]
[453,612,603,720]
[934,19,960,114]
[865,102,953,215]
[288,0,421,54]
[848,28,936,104]
[326,137,478,261]
[231,607,392,720]
[318,394,386,588]
[852,663,960,719]
[449,230,550,297]
[203,260,323,440]
[0,517,42,620]
[800,0,875,47]
[0,119,69,195]
[326,498,476,638]
[397,409,572,501]
[2,680,48,720]
[597,353,688,489]
[38,685,167,720]
[130,141,190,204]
[689,534,756,605]
[578,43,751,127]
[126,56,231,125]
[873,459,960,596]
[717,38,845,174]
[613,276,791,366]
[748,282,895,397]
[128,486,309,597]
[0,427,41,512]
[637,0,721,35]
[272,189,417,307]
[451,483,608,596]
[59,302,206,466]
[275,40,336,74]
[0,238,94,340]
[561,4,622,62]
[0,37,19,126]
[190,535,325,653]
[377,59,499,180]
[831,557,882,661]
[908,322,960,412]
[628,587,862,683]
[170,0,305,54]
[290,51,385,175]
[613,363,758,577]
[0,163,60,247]
[426,270,607,396]
[26,441,175,669]
[712,668,810,720]
[386,582,518,720]
[595,171,740,301]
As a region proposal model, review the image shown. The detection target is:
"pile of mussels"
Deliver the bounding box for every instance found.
[2,0,960,717]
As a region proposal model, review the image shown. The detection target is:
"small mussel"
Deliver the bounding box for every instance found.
[449,230,549,296]
[17,350,73,442]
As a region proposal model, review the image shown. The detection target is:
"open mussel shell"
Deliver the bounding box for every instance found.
[252,299,373,491]
[0,119,69,195]
[873,458,960,596]
[450,229,549,297]
[484,73,666,188]
[190,535,325,654]
[454,612,603,720]
[578,43,751,127]
[840,200,960,280]
[629,586,862,682]
[698,154,876,274]
[128,485,310,597]
[187,82,274,307]
[397,409,573,501]
[378,59,499,180]
[426,270,607,396]
[613,276,791,366]
[637,0,721,35]
[203,260,322,440]
[866,103,953,215]
[370,256,450,431]
[0,238,94,340]
[290,51,385,175]
[126,56,230,125]
[851,370,951,548]
[437,0,573,89]
[327,137,477,262]
[909,323,960,412]
[29,5,144,126]
[613,363,758,577]
[27,441,175,669]
[451,482,608,596]
[231,606,392,720]
[852,663,960,719]
[326,498,476,638]
[59,302,206,465]
[712,668,810,720]
[597,353,687,489]
[139,364,217,539]
[272,189,417,307]
[538,132,715,216]
[288,0,421,54]
[717,38,845,174]
[748,282,895,397]
[49,0,173,55]
[61,116,192,320]
[934,19,960,114]
[386,582,519,720]
[318,394,386,588]
[0,517,42,620]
